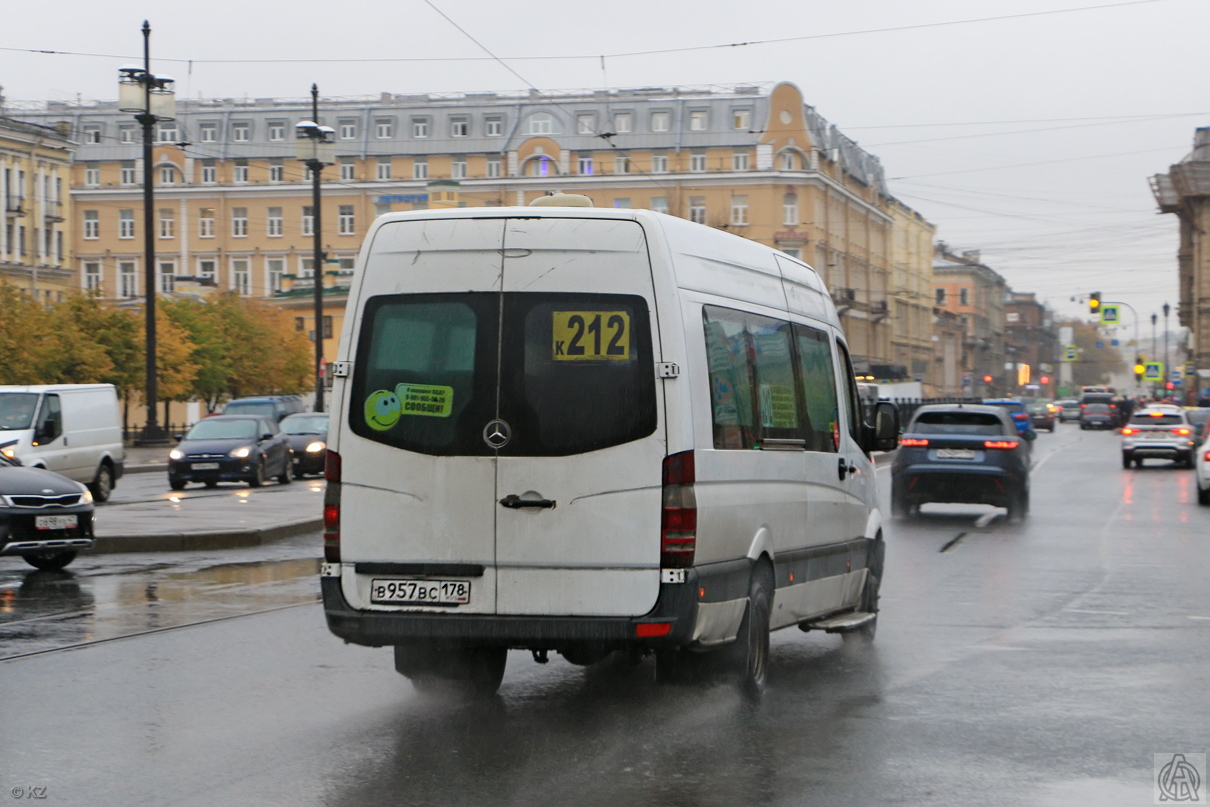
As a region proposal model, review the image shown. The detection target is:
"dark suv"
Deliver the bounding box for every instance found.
[221,395,306,423]
[891,404,1033,522]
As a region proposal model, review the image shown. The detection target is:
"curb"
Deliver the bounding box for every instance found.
[88,518,322,554]
[125,463,168,476]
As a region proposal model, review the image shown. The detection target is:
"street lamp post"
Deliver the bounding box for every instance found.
[118,21,175,445]
[295,86,335,413]
[1151,312,1158,397]
[1163,302,1171,398]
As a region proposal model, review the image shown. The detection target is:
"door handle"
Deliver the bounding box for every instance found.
[499,494,557,510]
[838,457,857,480]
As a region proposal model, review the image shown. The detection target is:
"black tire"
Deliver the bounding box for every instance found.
[1135,456,1144,468]
[891,487,910,520]
[725,562,773,698]
[1122,452,1133,469]
[89,463,114,503]
[24,550,77,571]
[1006,489,1027,523]
[277,454,292,485]
[248,458,266,488]
[169,475,186,491]
[1198,485,1210,506]
[394,642,507,696]
[204,480,219,489]
[292,463,305,480]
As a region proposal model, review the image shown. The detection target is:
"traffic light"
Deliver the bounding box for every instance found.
[1166,381,1175,391]
[1089,292,1101,314]
[982,374,993,384]
[1134,355,1145,378]
[1040,375,1050,385]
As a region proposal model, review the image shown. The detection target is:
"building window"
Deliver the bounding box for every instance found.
[411,118,429,138]
[733,109,751,130]
[201,160,216,184]
[486,158,501,178]
[267,258,284,293]
[450,118,468,138]
[267,207,283,237]
[960,287,970,305]
[268,121,285,142]
[339,158,355,181]
[613,198,631,209]
[413,158,428,180]
[650,197,668,215]
[200,124,217,143]
[339,120,357,140]
[578,154,594,175]
[783,193,798,226]
[120,162,137,185]
[159,260,176,293]
[731,195,749,226]
[302,206,314,236]
[651,153,668,173]
[83,210,99,240]
[690,152,706,172]
[119,261,137,298]
[119,209,135,239]
[199,208,215,238]
[375,158,392,181]
[119,125,136,143]
[689,110,707,131]
[780,151,798,170]
[300,257,315,278]
[232,207,248,237]
[577,113,594,134]
[269,160,284,182]
[650,112,670,132]
[528,156,551,177]
[689,197,706,225]
[232,259,250,295]
[82,125,102,144]
[197,258,216,280]
[375,118,393,139]
[156,123,178,143]
[486,117,503,137]
[84,164,100,186]
[782,248,801,259]
[935,288,946,305]
[528,114,554,135]
[614,153,630,174]
[160,165,176,185]
[232,123,250,142]
[159,208,174,239]
[452,158,467,179]
[338,205,355,235]
[733,150,750,171]
[84,261,101,291]
[233,160,249,183]
[613,112,632,133]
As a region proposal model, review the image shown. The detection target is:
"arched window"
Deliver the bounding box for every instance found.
[527,156,553,177]
[780,151,799,171]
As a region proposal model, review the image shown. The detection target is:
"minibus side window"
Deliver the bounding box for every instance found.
[36,394,63,443]
[747,314,806,445]
[793,324,839,453]
[703,306,757,450]
[835,339,864,446]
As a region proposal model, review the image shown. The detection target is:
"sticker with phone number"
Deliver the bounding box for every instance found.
[552,311,630,361]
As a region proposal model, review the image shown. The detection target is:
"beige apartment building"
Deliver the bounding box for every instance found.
[1,112,75,300]
[889,199,937,388]
[19,81,931,371]
[933,246,1008,397]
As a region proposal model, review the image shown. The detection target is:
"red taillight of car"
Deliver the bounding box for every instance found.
[1121,427,1137,436]
[1081,403,1088,409]
[635,622,673,638]
[323,450,341,563]
[661,450,696,569]
[983,440,1020,450]
[1204,449,1210,462]
[900,437,929,447]
[1174,428,1191,436]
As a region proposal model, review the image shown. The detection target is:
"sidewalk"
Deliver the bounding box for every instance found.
[122,443,172,475]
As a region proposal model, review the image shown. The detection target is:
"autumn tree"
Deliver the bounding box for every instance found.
[1062,318,1127,386]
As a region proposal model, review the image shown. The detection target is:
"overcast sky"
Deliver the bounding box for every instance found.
[3,0,1206,336]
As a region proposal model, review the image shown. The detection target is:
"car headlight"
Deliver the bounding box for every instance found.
[169,448,183,460]
[229,446,252,459]
[79,487,94,505]
[1,447,15,459]
[305,441,326,453]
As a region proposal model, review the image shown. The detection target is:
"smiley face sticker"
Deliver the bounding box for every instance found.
[364,389,402,431]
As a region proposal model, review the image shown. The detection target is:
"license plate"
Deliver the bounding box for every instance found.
[935,448,975,459]
[371,578,470,605]
[35,515,77,530]
[192,462,220,470]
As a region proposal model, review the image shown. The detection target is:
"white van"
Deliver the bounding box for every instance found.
[320,205,898,695]
[0,384,125,501]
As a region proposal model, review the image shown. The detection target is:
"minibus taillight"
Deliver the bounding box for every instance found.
[661,451,696,569]
[323,450,341,563]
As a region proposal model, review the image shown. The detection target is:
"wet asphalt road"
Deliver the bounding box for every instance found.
[2,424,1208,806]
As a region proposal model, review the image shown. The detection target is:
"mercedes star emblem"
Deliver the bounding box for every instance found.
[483,419,512,449]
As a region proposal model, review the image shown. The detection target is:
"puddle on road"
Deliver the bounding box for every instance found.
[0,557,321,659]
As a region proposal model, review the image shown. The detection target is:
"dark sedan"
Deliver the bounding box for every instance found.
[0,452,95,570]
[280,413,329,478]
[168,415,292,490]
[1026,401,1056,432]
[891,404,1033,522]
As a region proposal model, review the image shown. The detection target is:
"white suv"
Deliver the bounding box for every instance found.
[1121,406,1197,469]
[1195,430,1210,505]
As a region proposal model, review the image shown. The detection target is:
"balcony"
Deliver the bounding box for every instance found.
[5,198,25,217]
[43,201,64,223]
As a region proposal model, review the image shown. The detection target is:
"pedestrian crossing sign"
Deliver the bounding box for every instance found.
[1143,361,1164,381]
[1099,304,1120,324]
[1063,345,1078,362]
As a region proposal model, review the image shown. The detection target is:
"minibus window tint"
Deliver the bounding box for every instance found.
[794,324,839,453]
[350,294,497,456]
[747,315,805,443]
[501,294,656,456]
[703,306,757,450]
